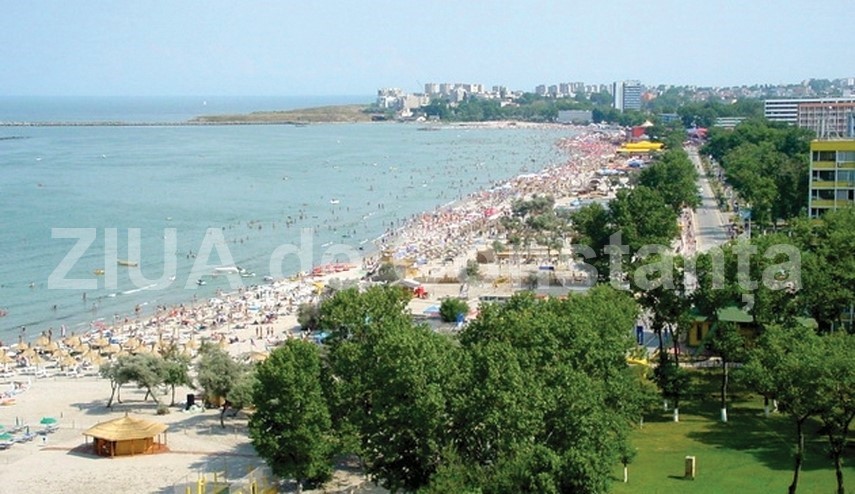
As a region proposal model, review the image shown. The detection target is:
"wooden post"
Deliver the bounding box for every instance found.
[685,456,696,480]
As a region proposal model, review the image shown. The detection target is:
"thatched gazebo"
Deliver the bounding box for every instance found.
[82,414,168,457]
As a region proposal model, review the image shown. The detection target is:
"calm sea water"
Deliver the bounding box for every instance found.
[0,96,573,343]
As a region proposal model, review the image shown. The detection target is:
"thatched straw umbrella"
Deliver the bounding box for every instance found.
[124,337,142,351]
[63,335,82,347]
[91,337,110,349]
[102,343,122,356]
[247,351,269,363]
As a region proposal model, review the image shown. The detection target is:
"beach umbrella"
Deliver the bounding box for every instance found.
[15,342,28,351]
[34,336,50,348]
[71,342,90,354]
[247,351,269,363]
[91,337,110,349]
[63,335,81,347]
[124,337,141,350]
[39,417,57,425]
[102,343,121,355]
[132,345,151,355]
[84,353,104,367]
[59,356,78,369]
[0,353,14,365]
[0,432,13,441]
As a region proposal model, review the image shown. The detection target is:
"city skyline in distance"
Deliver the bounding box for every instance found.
[1,0,851,97]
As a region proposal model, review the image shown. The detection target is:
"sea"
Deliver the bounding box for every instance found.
[0,95,575,344]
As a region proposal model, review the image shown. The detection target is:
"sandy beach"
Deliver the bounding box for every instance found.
[0,124,630,493]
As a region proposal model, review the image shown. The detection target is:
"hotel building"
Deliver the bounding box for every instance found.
[809,139,855,218]
[765,97,855,137]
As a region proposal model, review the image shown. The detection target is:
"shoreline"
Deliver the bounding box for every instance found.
[3,122,619,350]
[0,124,627,493]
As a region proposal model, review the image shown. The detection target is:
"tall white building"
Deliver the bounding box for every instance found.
[613,80,642,111]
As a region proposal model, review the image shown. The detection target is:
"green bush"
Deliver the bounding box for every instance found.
[439,298,469,323]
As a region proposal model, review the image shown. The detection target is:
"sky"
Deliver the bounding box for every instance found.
[1,0,852,97]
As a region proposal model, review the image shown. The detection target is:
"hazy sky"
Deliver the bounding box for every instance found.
[1,0,851,96]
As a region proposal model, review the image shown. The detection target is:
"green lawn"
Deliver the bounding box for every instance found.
[611,370,854,494]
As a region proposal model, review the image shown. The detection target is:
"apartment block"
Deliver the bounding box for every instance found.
[809,139,855,218]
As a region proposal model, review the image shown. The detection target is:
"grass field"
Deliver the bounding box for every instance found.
[610,369,854,494]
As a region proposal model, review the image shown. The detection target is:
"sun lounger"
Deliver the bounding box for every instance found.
[19,431,36,442]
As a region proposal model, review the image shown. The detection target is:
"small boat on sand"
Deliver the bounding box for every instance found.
[117,260,138,267]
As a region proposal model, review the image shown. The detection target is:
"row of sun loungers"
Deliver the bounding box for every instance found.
[0,423,56,450]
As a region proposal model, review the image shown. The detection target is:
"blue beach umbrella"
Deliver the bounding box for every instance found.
[39,417,57,425]
[0,432,13,441]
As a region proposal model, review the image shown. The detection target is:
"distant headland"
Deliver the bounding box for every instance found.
[0,104,374,127]
[190,104,374,124]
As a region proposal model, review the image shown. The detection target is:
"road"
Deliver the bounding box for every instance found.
[687,146,731,252]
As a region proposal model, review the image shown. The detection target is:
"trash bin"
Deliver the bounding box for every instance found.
[186,393,195,410]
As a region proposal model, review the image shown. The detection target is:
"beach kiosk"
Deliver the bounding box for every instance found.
[82,414,168,457]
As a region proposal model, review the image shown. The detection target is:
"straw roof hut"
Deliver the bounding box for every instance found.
[82,414,168,457]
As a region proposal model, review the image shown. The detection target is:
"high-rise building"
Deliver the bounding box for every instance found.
[808,139,855,218]
[613,80,642,111]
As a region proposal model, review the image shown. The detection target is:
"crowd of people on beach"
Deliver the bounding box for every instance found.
[375,128,624,268]
[2,126,628,375]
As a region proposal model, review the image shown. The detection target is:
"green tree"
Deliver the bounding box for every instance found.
[631,253,692,420]
[817,332,855,494]
[100,357,135,408]
[608,186,679,252]
[462,259,482,282]
[792,208,855,332]
[703,321,746,422]
[457,287,651,493]
[122,353,168,406]
[162,350,193,407]
[741,325,826,494]
[297,302,321,331]
[195,345,246,427]
[250,340,335,493]
[439,298,470,323]
[321,286,462,492]
[637,149,700,212]
[569,202,613,282]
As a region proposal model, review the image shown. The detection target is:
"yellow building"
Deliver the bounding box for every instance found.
[809,139,855,218]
